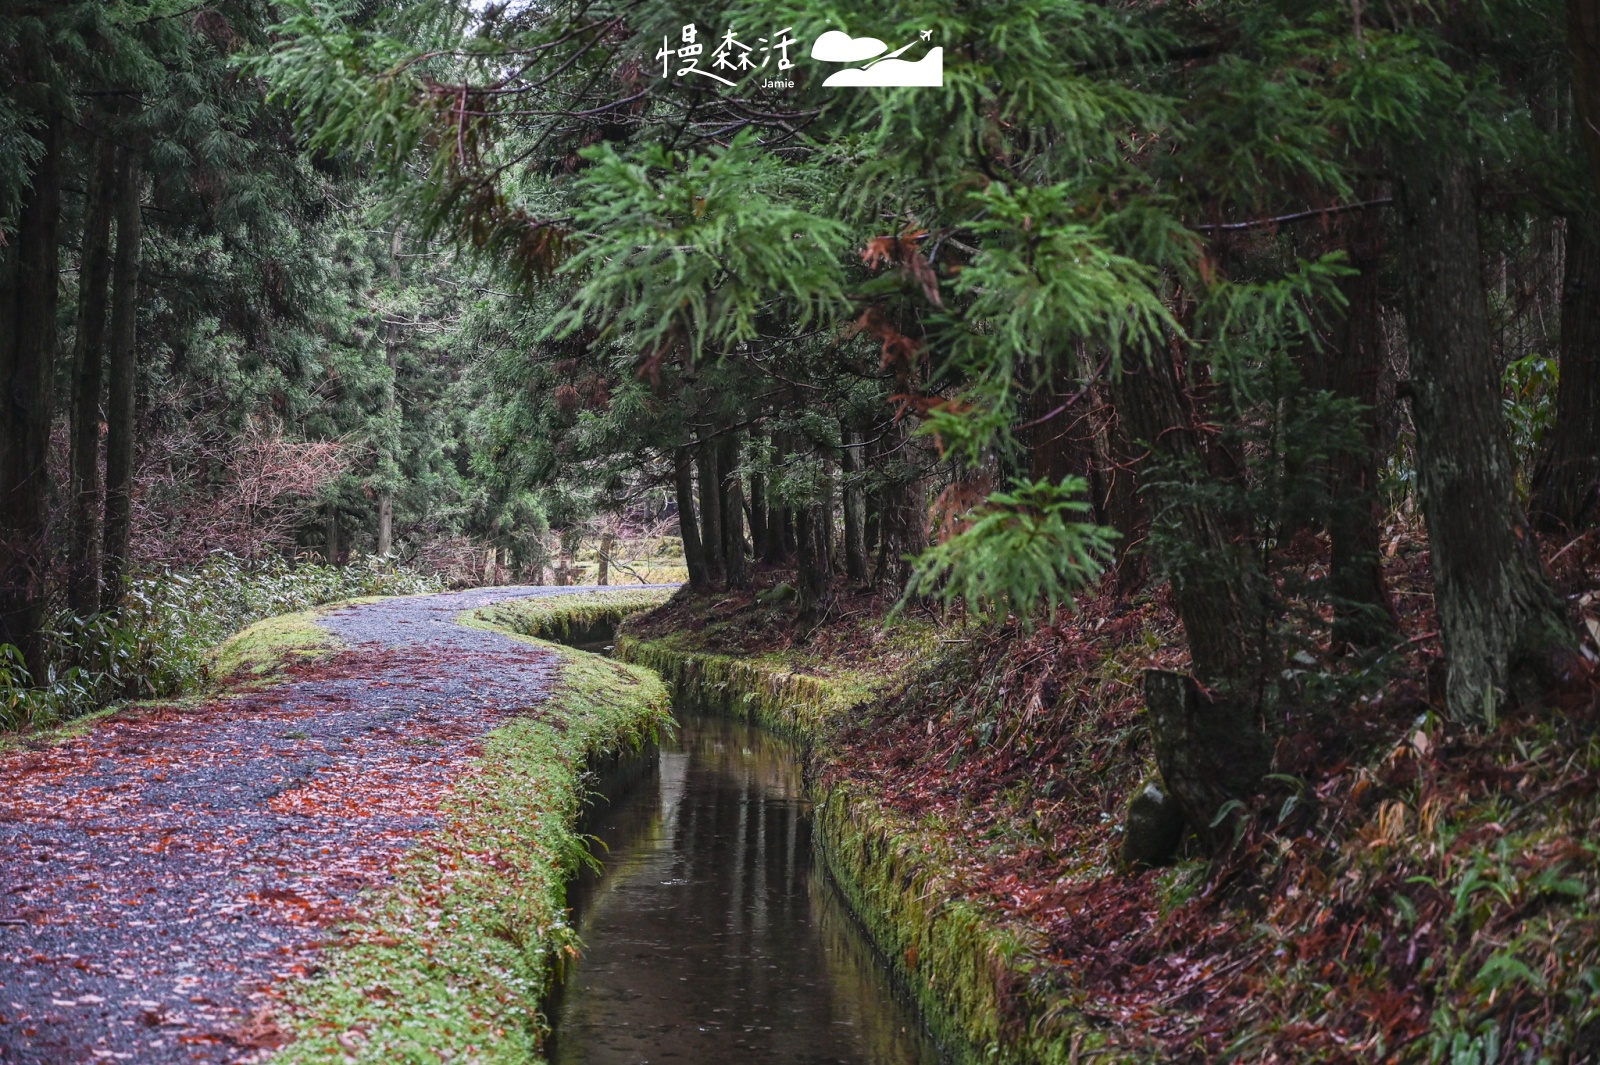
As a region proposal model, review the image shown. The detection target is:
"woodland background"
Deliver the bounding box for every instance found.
[1,0,1597,771]
[5,1,1600,1055]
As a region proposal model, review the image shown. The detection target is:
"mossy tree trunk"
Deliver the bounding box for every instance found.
[1395,148,1576,724]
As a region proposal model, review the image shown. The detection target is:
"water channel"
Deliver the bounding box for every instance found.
[550,713,946,1065]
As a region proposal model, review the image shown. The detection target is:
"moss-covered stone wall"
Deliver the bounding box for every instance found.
[613,633,1118,1065]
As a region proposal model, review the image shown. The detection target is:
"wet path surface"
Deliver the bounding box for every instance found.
[0,585,602,1064]
[552,716,944,1065]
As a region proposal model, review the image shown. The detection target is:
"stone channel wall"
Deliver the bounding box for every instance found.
[614,635,1113,1065]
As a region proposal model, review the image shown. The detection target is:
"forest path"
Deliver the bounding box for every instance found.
[0,585,612,1065]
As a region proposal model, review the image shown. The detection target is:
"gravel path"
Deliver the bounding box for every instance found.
[0,585,616,1064]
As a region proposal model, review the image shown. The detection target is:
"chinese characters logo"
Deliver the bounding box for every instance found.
[657,24,799,87]
[653,24,943,88]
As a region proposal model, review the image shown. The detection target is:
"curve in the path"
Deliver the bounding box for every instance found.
[0,585,626,1065]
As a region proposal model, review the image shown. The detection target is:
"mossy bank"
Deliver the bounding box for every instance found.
[473,588,673,648]
[613,618,1098,1065]
[270,592,670,1063]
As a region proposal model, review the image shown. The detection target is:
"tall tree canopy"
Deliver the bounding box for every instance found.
[256,0,1593,831]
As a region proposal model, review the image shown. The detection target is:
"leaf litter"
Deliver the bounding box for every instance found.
[0,588,571,1063]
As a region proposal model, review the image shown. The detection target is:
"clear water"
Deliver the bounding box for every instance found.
[550,715,945,1065]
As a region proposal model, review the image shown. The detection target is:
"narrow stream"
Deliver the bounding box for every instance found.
[551,714,945,1065]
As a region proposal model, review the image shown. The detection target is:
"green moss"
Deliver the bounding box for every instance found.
[611,614,935,739]
[613,635,864,738]
[276,611,670,1063]
[815,788,1107,1065]
[612,629,1122,1065]
[470,589,673,645]
[205,604,344,687]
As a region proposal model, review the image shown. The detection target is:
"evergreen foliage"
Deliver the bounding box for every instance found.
[1,0,1598,1059]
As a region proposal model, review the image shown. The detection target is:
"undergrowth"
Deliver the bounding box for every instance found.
[0,554,440,732]
[619,545,1600,1064]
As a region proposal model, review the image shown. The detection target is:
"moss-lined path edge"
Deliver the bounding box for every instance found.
[268,590,672,1063]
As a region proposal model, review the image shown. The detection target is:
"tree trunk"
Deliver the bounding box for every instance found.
[1569,0,1600,202]
[762,433,791,565]
[719,434,748,589]
[1327,216,1400,648]
[1025,360,1089,485]
[101,142,144,610]
[1143,670,1272,851]
[597,530,614,586]
[874,421,926,590]
[841,425,869,583]
[0,111,62,672]
[67,126,118,615]
[376,228,402,558]
[823,462,842,575]
[1395,149,1576,724]
[748,468,769,562]
[324,504,341,566]
[1113,339,1276,842]
[781,507,798,557]
[696,438,725,585]
[377,492,393,556]
[1114,347,1272,698]
[795,503,833,624]
[1075,344,1145,585]
[1530,218,1600,531]
[675,446,708,589]
[764,504,791,564]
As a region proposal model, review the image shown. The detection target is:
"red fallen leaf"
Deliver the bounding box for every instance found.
[227,1010,287,1049]
[256,887,312,908]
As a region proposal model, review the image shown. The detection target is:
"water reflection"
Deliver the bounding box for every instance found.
[552,716,944,1065]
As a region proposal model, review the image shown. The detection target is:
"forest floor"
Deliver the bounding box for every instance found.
[0,586,625,1065]
[624,528,1600,1063]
